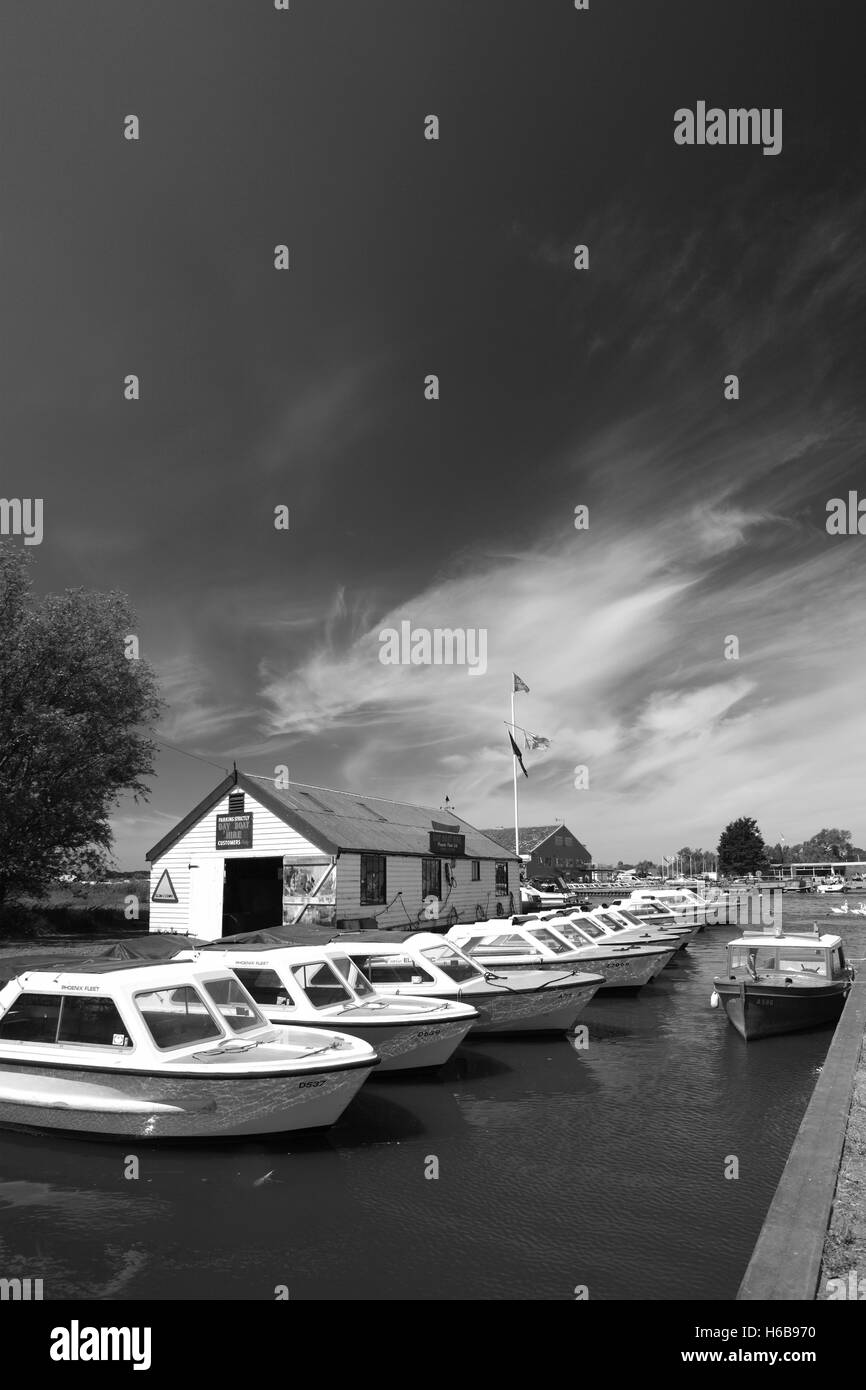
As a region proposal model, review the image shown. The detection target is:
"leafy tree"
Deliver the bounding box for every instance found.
[717,817,768,876]
[634,859,657,877]
[0,545,163,907]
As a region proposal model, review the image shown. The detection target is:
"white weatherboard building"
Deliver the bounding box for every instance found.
[146,771,521,940]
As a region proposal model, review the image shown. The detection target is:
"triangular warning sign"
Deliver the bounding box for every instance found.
[151,869,178,904]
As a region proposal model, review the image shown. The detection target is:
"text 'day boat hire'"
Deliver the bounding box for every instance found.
[710,924,855,1041]
[195,938,478,1072]
[0,960,378,1139]
[331,932,605,1034]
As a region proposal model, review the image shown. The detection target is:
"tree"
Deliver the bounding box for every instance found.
[0,545,163,907]
[798,828,854,862]
[634,860,656,877]
[717,817,768,876]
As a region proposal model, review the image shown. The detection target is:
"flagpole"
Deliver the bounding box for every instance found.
[511,686,520,857]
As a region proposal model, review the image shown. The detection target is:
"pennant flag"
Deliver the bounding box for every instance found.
[513,672,530,694]
[509,730,529,777]
[524,731,551,751]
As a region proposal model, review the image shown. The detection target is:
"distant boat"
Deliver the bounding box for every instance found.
[815,876,846,894]
[710,925,853,1041]
[447,917,676,990]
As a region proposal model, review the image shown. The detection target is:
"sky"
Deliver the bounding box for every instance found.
[2,1,865,867]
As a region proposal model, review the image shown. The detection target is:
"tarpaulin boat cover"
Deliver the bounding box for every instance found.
[207,925,300,948]
[0,933,206,985]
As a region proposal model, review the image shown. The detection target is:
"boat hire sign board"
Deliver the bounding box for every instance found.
[216,812,253,849]
[429,829,465,856]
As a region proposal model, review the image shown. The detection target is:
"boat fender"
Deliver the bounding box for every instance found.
[710,991,720,1008]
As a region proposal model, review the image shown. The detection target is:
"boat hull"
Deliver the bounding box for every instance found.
[268,1016,474,1072]
[452,979,601,1034]
[0,1060,374,1139]
[714,980,849,1041]
[469,951,672,992]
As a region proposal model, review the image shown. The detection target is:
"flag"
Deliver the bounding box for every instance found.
[513,673,530,694]
[524,731,550,751]
[508,730,528,776]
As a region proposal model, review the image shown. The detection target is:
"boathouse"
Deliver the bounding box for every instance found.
[146,771,520,940]
[479,823,592,881]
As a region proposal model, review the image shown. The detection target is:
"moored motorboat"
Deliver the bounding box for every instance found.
[331,932,604,1033]
[0,960,378,1138]
[710,924,854,1041]
[195,940,478,1072]
[585,905,699,948]
[447,917,675,990]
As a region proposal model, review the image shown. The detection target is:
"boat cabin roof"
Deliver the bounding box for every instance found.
[6,961,237,992]
[733,932,841,950]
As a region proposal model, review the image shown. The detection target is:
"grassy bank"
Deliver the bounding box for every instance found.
[0,878,150,941]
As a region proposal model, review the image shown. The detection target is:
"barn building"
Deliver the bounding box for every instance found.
[146,771,520,940]
[479,823,592,882]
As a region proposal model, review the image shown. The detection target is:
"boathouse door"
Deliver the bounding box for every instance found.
[222,857,283,935]
[188,860,225,941]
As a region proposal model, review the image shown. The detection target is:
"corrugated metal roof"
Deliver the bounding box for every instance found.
[147,771,519,862]
[263,781,517,858]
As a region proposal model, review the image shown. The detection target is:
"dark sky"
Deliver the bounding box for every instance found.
[2,1,864,863]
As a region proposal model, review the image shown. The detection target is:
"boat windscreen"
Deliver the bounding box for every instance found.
[204,976,267,1032]
[560,918,604,941]
[136,985,224,1050]
[615,910,649,927]
[527,928,573,955]
[420,944,483,982]
[329,955,376,998]
[595,913,628,932]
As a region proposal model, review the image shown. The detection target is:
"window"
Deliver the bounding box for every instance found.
[350,954,436,986]
[234,968,293,1008]
[471,860,481,882]
[329,955,376,998]
[555,836,563,846]
[291,961,353,1009]
[204,977,265,1032]
[360,853,387,906]
[495,861,509,894]
[565,836,573,846]
[420,944,483,983]
[529,928,573,955]
[0,993,60,1043]
[422,858,442,898]
[0,993,131,1047]
[57,996,131,1047]
[136,986,223,1050]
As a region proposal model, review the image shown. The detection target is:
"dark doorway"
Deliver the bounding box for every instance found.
[222,857,283,935]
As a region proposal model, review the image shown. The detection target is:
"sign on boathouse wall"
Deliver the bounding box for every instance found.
[429,829,465,856]
[216,812,253,849]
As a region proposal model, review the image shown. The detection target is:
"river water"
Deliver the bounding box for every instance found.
[1,898,863,1300]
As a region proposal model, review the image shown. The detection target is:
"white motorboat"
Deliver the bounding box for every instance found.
[585,905,699,948]
[330,932,604,1033]
[816,876,846,895]
[196,942,478,1072]
[448,917,676,989]
[0,960,378,1139]
[628,888,710,925]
